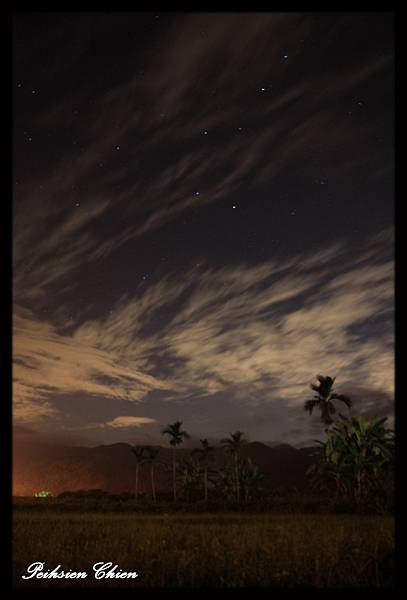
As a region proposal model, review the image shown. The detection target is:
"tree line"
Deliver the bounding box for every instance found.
[130,375,394,507]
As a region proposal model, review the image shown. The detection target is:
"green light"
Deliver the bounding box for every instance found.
[34,491,53,497]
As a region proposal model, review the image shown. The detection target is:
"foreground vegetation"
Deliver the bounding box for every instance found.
[126,377,394,509]
[13,511,394,587]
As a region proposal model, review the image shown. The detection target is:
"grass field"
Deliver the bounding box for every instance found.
[13,511,394,587]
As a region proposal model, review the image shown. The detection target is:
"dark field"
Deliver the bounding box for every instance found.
[13,510,394,588]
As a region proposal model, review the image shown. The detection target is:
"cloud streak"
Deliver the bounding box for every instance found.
[14,13,393,307]
[13,229,394,443]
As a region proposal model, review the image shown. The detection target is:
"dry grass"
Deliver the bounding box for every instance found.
[13,512,394,588]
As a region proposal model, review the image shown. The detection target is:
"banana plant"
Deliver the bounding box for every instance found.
[239,458,265,502]
[215,462,237,502]
[308,414,394,503]
[176,457,203,501]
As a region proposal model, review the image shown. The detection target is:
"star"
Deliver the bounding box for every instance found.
[194,191,200,196]
[115,145,120,150]
[232,205,237,209]
[75,202,80,207]
[282,54,289,60]
[202,130,208,135]
[31,89,36,94]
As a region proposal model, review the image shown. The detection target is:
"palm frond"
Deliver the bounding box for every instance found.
[131,446,146,460]
[330,393,352,408]
[304,399,319,414]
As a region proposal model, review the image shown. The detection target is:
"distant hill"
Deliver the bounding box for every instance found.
[12,440,322,496]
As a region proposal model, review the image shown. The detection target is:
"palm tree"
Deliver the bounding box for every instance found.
[161,421,190,502]
[192,438,216,501]
[220,431,247,503]
[143,447,160,504]
[130,445,146,502]
[304,375,351,427]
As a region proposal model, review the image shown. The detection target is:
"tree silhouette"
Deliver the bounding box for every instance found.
[161,421,190,502]
[143,446,160,504]
[308,415,394,503]
[192,438,216,501]
[304,375,351,426]
[221,431,247,503]
[176,457,202,501]
[240,458,265,502]
[130,445,146,502]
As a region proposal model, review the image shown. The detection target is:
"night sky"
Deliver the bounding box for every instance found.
[13,12,394,448]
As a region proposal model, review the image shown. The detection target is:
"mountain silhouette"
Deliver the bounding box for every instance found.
[13,440,321,496]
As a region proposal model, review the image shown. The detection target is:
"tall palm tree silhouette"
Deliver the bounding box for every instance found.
[221,431,247,503]
[304,375,351,427]
[192,438,216,501]
[130,445,146,502]
[161,421,190,502]
[143,447,160,504]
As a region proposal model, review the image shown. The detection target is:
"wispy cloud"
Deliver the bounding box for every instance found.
[13,305,169,424]
[13,229,394,442]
